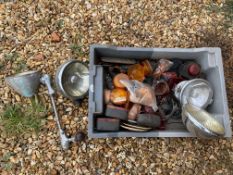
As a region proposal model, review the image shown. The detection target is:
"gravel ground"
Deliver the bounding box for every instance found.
[0,0,233,174]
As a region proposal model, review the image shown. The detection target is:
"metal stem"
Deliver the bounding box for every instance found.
[40,74,64,132]
[49,94,63,132]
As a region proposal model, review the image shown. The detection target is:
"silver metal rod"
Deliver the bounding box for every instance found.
[40,74,64,132]
[49,94,63,132]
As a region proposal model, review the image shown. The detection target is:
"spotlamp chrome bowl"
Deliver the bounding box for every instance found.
[55,60,89,101]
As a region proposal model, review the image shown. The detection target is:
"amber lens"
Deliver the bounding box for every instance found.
[141,60,153,75]
[113,73,129,88]
[127,64,145,82]
[110,88,128,105]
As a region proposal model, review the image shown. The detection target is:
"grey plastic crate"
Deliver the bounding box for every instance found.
[88,45,232,138]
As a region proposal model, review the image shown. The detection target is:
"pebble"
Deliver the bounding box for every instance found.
[15,94,21,102]
[51,32,61,42]
[50,169,58,175]
[34,53,45,61]
[10,156,18,163]
[128,156,136,162]
[35,62,42,66]
[32,153,36,160]
[27,149,32,155]
[15,147,22,152]
[0,143,6,148]
[1,171,8,175]
[66,107,72,112]
[35,150,41,159]
[47,152,53,159]
[216,170,223,174]
[56,156,63,161]
[31,161,36,166]
[48,115,54,120]
[209,155,215,160]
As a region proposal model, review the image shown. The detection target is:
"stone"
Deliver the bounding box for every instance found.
[27,149,32,155]
[51,32,61,42]
[34,53,45,61]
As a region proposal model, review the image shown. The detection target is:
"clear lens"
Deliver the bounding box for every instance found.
[184,103,225,135]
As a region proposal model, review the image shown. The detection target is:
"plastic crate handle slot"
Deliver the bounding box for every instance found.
[89,66,104,114]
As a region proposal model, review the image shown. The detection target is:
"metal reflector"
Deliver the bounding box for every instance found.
[175,79,213,109]
[5,71,41,97]
[56,60,89,101]
[182,103,225,137]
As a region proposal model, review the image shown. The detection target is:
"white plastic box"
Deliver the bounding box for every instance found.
[88,45,232,138]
